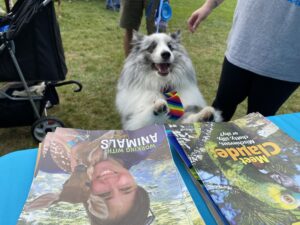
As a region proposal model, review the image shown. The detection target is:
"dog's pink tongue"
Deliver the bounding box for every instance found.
[156,63,170,76]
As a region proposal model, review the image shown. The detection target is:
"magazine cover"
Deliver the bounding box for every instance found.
[168,113,300,225]
[18,125,205,225]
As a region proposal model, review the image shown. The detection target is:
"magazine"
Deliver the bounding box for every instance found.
[166,123,226,225]
[167,113,300,225]
[18,125,205,225]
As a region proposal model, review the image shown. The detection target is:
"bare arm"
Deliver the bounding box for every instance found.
[187,0,224,33]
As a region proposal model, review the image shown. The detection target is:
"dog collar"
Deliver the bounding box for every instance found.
[164,91,184,121]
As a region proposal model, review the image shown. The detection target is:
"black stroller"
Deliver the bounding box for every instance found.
[0,0,82,141]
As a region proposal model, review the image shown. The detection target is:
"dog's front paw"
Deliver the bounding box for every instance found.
[153,99,169,116]
[182,106,222,123]
[198,106,216,122]
[196,106,223,122]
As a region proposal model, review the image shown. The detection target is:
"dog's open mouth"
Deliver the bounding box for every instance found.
[153,63,171,76]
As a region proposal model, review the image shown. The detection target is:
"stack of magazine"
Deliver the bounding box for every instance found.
[18,125,204,225]
[18,113,300,225]
[167,113,300,225]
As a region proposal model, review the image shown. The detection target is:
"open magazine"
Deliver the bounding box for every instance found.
[18,125,204,225]
[167,113,300,225]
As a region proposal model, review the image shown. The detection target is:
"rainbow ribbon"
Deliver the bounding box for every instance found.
[164,91,184,121]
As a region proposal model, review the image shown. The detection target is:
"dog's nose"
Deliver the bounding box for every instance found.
[161,51,171,60]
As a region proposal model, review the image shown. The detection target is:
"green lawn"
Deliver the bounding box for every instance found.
[0,0,299,155]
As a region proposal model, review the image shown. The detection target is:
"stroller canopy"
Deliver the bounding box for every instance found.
[0,0,67,81]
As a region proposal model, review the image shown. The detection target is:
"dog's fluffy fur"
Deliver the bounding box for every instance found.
[116,31,221,130]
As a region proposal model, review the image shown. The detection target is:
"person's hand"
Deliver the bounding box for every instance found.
[187,5,212,33]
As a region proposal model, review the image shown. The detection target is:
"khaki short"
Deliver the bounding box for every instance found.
[120,0,161,34]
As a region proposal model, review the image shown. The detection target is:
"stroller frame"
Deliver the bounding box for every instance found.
[0,0,82,141]
[0,37,41,118]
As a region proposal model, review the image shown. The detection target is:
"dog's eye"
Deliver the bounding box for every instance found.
[168,42,174,51]
[147,41,157,53]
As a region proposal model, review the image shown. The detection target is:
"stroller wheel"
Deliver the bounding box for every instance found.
[31,116,65,142]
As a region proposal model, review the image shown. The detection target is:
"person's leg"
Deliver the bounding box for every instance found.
[123,29,133,57]
[212,57,251,121]
[247,75,299,116]
[120,0,144,56]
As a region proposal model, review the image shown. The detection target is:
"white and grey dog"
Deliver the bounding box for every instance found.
[116,31,222,130]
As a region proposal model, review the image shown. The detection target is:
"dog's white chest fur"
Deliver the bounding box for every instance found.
[116,31,221,130]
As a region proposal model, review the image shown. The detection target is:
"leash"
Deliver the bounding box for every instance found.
[146,0,172,33]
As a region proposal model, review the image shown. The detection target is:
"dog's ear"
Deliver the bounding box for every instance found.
[132,30,144,46]
[171,30,181,42]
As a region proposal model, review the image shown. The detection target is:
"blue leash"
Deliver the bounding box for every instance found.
[146,0,172,33]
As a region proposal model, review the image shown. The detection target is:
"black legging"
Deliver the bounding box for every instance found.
[212,57,299,121]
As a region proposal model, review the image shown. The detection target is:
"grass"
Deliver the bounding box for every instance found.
[0,0,299,155]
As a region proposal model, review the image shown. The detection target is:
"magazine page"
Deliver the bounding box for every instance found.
[166,123,226,225]
[171,113,300,225]
[166,122,212,171]
[18,125,205,225]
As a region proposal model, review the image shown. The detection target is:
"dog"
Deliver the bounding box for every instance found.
[116,31,222,130]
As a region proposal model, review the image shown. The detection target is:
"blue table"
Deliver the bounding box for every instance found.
[1,113,300,225]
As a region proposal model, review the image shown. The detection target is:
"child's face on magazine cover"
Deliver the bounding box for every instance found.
[91,159,137,219]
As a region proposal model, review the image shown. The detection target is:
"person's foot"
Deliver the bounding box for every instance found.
[106,4,120,11]
[106,4,114,10]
